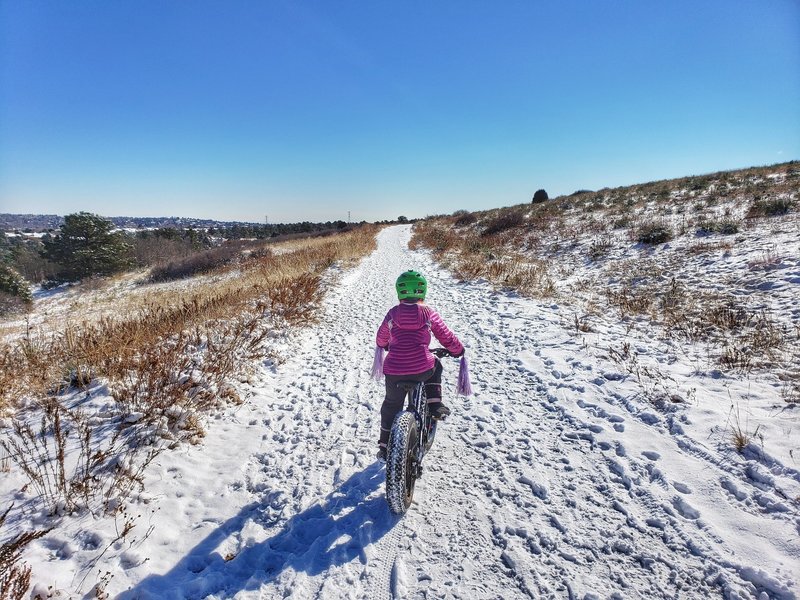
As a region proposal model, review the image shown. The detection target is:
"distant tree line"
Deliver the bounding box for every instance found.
[213,220,350,239]
[0,212,369,315]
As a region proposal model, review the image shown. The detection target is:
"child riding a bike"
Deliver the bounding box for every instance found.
[374,270,464,461]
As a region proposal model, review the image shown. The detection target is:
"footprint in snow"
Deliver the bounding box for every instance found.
[720,477,747,501]
[671,496,700,520]
[672,481,691,494]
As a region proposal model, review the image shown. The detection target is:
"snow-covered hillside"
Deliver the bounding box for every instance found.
[2,225,798,599]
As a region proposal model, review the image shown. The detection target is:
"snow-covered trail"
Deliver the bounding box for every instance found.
[120,225,797,599]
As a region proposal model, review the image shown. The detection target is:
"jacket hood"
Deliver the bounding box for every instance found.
[392,303,429,331]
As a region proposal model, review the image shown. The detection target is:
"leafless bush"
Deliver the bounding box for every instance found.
[130,236,197,268]
[612,215,631,229]
[149,243,242,282]
[481,210,526,236]
[607,342,686,409]
[574,313,593,333]
[607,288,652,318]
[452,254,485,280]
[454,211,477,227]
[467,255,554,296]
[782,376,800,404]
[696,219,740,235]
[0,505,51,600]
[587,238,614,260]
[0,400,164,515]
[0,292,29,318]
[726,403,762,453]
[705,301,749,331]
[746,197,795,218]
[410,222,460,253]
[266,274,323,325]
[747,249,781,271]
[634,220,672,245]
[686,241,733,255]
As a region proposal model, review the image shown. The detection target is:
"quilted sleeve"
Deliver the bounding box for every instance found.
[428,308,464,356]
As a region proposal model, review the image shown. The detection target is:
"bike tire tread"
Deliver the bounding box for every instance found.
[386,411,418,515]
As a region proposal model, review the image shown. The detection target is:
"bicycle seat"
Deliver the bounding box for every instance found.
[395,381,419,391]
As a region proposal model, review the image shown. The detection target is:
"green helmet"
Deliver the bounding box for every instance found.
[396,270,427,300]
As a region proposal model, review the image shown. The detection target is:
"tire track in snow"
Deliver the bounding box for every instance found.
[229,227,424,598]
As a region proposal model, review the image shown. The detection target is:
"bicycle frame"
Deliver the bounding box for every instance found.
[407,381,436,476]
[385,349,453,514]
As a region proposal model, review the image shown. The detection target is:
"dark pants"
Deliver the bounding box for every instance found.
[379,359,443,447]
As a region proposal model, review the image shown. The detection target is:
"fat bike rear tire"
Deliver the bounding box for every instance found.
[386,411,419,515]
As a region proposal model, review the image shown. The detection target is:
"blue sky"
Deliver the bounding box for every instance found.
[1,1,798,223]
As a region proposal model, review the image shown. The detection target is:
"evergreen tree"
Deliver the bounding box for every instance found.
[0,264,33,304]
[43,212,131,281]
[0,231,9,264]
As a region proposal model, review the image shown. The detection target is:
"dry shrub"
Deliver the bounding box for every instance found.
[587,238,614,260]
[612,215,631,229]
[461,254,554,297]
[410,222,460,253]
[453,254,485,280]
[607,341,685,409]
[149,243,242,282]
[481,210,526,236]
[705,302,749,330]
[0,292,30,318]
[0,505,51,600]
[1,400,163,515]
[634,220,672,245]
[747,249,781,271]
[744,312,785,356]
[266,274,323,325]
[746,197,795,218]
[696,219,740,235]
[686,241,733,255]
[454,212,477,227]
[131,236,198,268]
[720,345,752,371]
[607,288,652,318]
[782,376,800,404]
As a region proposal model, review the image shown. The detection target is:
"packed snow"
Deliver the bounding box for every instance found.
[2,225,798,599]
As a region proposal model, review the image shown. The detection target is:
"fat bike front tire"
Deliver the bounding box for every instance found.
[385,411,419,515]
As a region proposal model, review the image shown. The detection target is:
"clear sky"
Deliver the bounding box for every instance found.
[1,1,798,223]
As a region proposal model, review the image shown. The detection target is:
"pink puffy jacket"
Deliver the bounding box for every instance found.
[376,302,464,376]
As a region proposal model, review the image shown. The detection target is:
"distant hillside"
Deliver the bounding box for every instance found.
[0,213,357,239]
[0,214,265,232]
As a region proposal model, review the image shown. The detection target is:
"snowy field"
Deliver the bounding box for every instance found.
[2,225,798,599]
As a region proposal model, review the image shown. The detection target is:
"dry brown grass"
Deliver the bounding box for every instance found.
[1,226,377,411]
[603,269,789,372]
[411,220,555,297]
[686,240,733,256]
[0,226,378,514]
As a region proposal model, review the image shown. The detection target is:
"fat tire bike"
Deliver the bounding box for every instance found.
[385,348,456,515]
